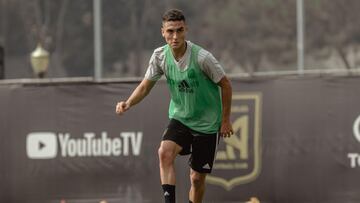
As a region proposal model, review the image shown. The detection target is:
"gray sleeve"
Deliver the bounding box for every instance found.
[144,47,165,81]
[198,50,226,83]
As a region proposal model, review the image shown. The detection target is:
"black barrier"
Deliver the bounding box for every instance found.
[1,77,360,203]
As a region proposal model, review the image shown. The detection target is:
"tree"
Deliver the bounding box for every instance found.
[305,0,360,70]
[195,0,298,74]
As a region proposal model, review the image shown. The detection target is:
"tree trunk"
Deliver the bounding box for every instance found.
[336,46,352,70]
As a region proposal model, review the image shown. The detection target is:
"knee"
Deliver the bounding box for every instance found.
[158,146,175,166]
[190,172,205,189]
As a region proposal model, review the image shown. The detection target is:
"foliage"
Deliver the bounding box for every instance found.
[1,0,360,78]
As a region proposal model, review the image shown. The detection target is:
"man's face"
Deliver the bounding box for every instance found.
[161,20,187,50]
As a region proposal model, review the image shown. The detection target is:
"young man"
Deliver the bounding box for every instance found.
[115,9,233,203]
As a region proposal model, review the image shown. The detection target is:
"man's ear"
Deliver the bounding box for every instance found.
[161,27,165,37]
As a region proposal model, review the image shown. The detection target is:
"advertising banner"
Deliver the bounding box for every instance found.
[1,77,360,203]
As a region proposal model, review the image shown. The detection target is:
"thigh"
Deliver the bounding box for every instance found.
[162,119,194,155]
[189,133,219,173]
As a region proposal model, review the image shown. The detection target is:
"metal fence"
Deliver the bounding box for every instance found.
[0,0,359,80]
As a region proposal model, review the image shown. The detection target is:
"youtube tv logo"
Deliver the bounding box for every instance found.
[26,131,143,159]
[26,132,58,159]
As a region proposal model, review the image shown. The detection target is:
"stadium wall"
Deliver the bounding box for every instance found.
[1,76,360,203]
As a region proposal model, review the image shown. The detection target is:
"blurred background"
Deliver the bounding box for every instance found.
[1,0,360,80]
[2,1,360,203]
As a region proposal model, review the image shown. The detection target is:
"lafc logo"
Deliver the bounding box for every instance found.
[207,92,262,190]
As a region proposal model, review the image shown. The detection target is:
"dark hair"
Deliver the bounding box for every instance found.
[162,9,185,22]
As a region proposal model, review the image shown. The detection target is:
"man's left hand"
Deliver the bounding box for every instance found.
[220,120,233,138]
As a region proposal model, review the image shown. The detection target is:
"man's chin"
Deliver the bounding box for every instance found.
[170,43,182,49]
[171,44,179,48]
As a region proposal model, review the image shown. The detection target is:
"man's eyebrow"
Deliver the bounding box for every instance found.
[172,27,184,32]
[165,26,184,32]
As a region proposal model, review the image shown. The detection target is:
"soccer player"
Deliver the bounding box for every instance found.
[116,9,233,203]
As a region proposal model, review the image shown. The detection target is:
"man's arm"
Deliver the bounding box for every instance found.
[116,79,157,115]
[217,76,233,137]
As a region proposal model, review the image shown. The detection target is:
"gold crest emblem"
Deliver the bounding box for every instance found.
[206,92,262,190]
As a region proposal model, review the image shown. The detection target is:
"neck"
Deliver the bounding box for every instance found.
[172,42,187,61]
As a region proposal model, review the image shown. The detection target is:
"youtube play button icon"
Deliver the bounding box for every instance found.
[26,132,58,159]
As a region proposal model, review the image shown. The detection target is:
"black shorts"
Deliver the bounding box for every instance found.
[162,119,219,173]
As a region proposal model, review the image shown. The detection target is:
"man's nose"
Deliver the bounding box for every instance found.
[173,32,178,39]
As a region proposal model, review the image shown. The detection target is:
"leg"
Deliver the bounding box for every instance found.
[158,140,182,185]
[189,169,207,203]
[158,140,182,203]
[159,119,193,203]
[188,133,218,203]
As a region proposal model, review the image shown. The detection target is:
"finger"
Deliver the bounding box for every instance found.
[116,106,123,115]
[121,102,128,108]
[221,132,228,138]
[222,131,232,137]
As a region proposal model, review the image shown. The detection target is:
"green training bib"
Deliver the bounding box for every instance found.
[165,43,222,134]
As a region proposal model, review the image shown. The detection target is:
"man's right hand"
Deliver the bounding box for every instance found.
[115,101,130,115]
